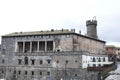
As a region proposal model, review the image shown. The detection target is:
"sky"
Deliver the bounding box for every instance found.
[0,0,120,46]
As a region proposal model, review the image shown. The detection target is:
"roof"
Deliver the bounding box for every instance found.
[2,29,105,43]
[106,45,116,48]
[3,29,74,36]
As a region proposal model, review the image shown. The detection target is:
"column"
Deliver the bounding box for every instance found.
[53,41,55,51]
[23,42,25,53]
[45,41,47,52]
[30,42,32,53]
[37,41,39,52]
[15,42,18,52]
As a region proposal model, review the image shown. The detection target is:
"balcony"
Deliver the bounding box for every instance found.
[14,51,84,56]
[15,52,54,56]
[87,63,114,71]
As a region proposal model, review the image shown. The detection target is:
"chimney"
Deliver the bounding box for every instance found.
[71,29,75,32]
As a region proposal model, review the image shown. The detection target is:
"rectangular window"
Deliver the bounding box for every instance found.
[93,58,96,62]
[18,42,23,52]
[47,41,53,51]
[18,71,21,75]
[57,60,59,63]
[40,71,42,75]
[2,49,5,55]
[2,70,4,73]
[18,59,22,65]
[39,41,45,51]
[98,64,101,67]
[2,59,5,64]
[66,60,68,64]
[14,70,16,74]
[24,42,30,53]
[47,59,51,64]
[31,71,34,75]
[24,57,28,65]
[93,64,96,67]
[40,60,43,64]
[47,72,50,76]
[31,59,35,65]
[32,41,37,52]
[25,71,27,75]
[103,58,106,62]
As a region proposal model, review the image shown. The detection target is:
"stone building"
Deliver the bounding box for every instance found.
[0,20,106,80]
[106,45,120,60]
[82,54,113,69]
[115,47,120,60]
[106,45,116,55]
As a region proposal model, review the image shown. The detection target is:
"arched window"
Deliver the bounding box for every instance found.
[24,57,28,65]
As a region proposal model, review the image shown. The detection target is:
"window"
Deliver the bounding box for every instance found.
[65,73,68,76]
[24,57,28,65]
[17,42,23,53]
[32,41,37,52]
[57,49,60,52]
[66,60,68,64]
[18,71,21,75]
[93,57,96,62]
[57,60,59,63]
[75,74,77,76]
[75,60,77,63]
[2,59,5,64]
[40,60,43,64]
[88,64,90,67]
[47,41,53,51]
[66,35,70,38]
[31,59,35,65]
[31,71,34,75]
[25,71,27,75]
[2,49,5,55]
[98,64,101,67]
[93,64,96,67]
[39,41,45,51]
[1,70,4,73]
[18,59,22,65]
[14,70,16,74]
[24,42,30,53]
[40,71,42,75]
[47,59,51,64]
[47,72,50,76]
[98,58,101,62]
[103,58,105,62]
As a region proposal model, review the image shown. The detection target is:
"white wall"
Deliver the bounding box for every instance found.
[82,54,109,69]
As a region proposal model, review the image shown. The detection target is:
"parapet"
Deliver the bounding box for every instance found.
[86,20,97,26]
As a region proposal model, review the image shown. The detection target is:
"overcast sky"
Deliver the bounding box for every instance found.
[0,0,120,46]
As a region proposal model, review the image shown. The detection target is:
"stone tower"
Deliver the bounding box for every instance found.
[86,20,98,39]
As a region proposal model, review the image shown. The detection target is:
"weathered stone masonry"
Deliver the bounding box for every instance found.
[0,20,106,80]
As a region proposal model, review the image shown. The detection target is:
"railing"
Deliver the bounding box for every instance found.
[14,51,84,56]
[15,52,54,56]
[87,63,115,71]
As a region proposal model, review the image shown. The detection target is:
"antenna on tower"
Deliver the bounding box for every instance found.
[92,16,96,20]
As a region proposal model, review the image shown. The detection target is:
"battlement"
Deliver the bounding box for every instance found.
[86,20,97,26]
